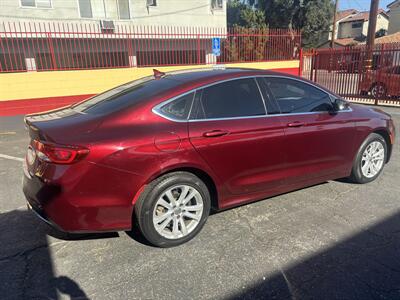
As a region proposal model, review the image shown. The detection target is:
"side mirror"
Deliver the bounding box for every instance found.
[332,98,350,112]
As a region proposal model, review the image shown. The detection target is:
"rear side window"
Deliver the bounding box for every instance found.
[194,78,265,119]
[72,77,184,115]
[265,77,333,114]
[159,92,194,120]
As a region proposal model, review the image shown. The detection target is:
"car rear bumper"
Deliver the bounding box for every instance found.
[26,200,65,232]
[22,160,140,233]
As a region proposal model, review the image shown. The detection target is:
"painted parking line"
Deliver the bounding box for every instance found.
[0,154,24,162]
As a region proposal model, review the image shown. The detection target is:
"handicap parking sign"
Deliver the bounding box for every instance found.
[212,37,220,56]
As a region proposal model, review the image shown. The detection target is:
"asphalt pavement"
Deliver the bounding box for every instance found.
[1,106,400,300]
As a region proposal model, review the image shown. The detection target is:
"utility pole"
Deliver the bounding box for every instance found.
[330,0,339,48]
[366,0,379,69]
[366,0,379,48]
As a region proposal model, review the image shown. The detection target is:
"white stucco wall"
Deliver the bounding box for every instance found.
[0,0,227,29]
[388,2,400,34]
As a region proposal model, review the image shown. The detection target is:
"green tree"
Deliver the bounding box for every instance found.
[259,0,302,30]
[243,0,334,48]
[297,0,334,48]
[227,0,266,28]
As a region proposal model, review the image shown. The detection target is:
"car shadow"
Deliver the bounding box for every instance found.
[0,209,115,300]
[228,211,400,300]
[125,181,330,245]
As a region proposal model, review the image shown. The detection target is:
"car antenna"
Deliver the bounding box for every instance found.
[153,69,166,79]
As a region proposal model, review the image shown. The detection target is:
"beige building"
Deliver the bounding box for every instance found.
[328,9,358,40]
[388,0,400,34]
[337,9,389,39]
[0,0,227,29]
[321,9,389,48]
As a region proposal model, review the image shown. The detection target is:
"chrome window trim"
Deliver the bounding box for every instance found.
[187,109,352,123]
[152,74,352,123]
[254,78,268,114]
[152,90,196,123]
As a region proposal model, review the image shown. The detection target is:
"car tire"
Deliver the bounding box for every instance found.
[135,171,211,247]
[370,82,387,98]
[349,133,387,184]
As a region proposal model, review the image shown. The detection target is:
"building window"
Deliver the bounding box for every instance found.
[117,0,130,19]
[20,0,52,8]
[78,0,93,18]
[211,0,223,10]
[352,22,363,29]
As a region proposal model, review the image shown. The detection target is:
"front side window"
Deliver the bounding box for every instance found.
[159,92,194,120]
[194,78,266,119]
[78,0,93,18]
[265,77,333,114]
[72,76,185,115]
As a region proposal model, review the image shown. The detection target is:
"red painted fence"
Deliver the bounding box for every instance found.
[0,22,301,73]
[302,43,400,105]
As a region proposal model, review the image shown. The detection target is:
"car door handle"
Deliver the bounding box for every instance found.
[202,130,229,137]
[287,122,305,128]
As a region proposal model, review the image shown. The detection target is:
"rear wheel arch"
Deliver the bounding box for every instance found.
[134,170,212,247]
[138,166,219,211]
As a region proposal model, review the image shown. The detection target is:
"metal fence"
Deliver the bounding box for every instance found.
[0,22,301,73]
[303,43,400,105]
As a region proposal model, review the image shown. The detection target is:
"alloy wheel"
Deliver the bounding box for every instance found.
[361,141,385,178]
[152,185,204,239]
[371,84,386,98]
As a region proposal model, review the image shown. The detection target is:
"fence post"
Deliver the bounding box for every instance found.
[310,49,315,81]
[298,48,303,77]
[197,33,200,65]
[46,32,57,70]
[314,52,319,82]
[375,43,386,105]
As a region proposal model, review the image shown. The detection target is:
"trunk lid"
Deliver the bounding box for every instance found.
[24,106,102,143]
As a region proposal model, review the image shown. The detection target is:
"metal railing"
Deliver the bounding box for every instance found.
[0,22,301,73]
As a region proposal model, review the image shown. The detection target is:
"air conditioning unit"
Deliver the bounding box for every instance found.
[147,0,157,7]
[100,20,115,30]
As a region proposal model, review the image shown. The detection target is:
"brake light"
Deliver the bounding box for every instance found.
[32,140,89,164]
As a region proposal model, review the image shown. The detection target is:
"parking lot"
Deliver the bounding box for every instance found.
[1,105,400,300]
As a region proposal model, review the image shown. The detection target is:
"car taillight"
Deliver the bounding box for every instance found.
[32,140,89,164]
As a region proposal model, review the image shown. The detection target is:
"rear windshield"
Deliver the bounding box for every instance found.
[72,76,183,115]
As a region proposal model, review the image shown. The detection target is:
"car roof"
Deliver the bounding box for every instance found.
[156,67,335,97]
[162,67,294,85]
[71,67,334,117]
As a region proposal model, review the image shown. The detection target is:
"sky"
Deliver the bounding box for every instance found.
[339,0,394,11]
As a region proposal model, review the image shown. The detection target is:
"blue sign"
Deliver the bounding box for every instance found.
[212,37,221,56]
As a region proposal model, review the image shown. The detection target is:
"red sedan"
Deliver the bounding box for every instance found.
[23,68,395,247]
[359,66,400,98]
